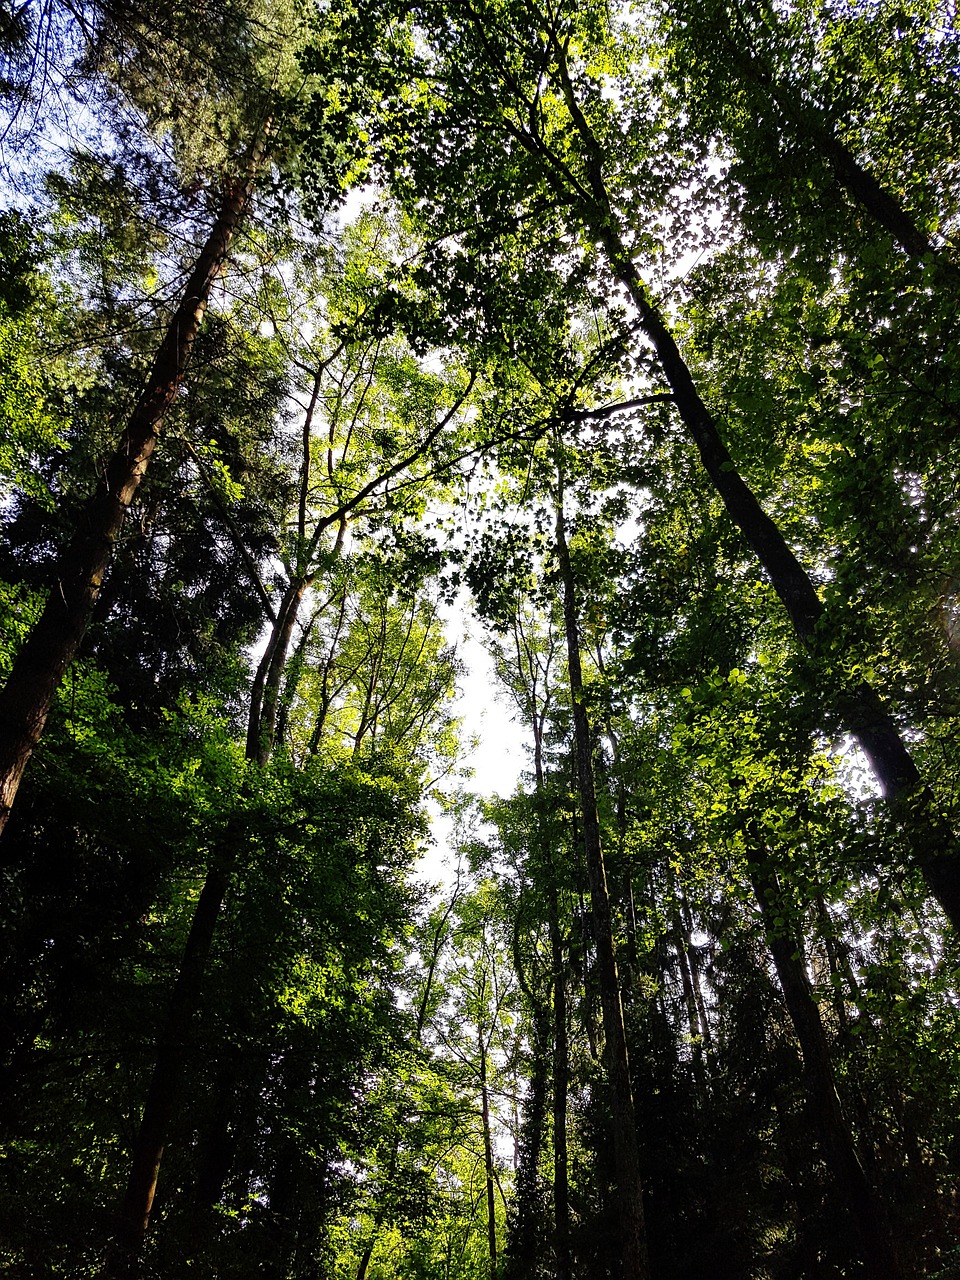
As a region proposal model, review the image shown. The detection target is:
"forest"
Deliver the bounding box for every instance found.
[1,0,960,1275]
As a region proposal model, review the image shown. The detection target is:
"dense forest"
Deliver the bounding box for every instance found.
[1,0,960,1275]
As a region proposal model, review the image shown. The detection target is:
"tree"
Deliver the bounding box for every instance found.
[7,0,960,1274]
[309,0,960,930]
[0,0,327,831]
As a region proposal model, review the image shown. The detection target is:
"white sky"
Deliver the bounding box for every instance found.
[416,616,527,887]
[454,624,527,798]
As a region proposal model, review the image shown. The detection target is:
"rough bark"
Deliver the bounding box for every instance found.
[747,848,903,1280]
[0,164,261,836]
[555,490,650,1280]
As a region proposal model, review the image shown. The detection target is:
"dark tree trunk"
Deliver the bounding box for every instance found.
[669,901,708,1097]
[560,64,960,929]
[627,262,960,925]
[0,167,261,835]
[107,454,306,1274]
[713,13,949,265]
[525,653,572,1280]
[355,1240,376,1280]
[679,889,713,1055]
[555,490,650,1280]
[550,897,572,1280]
[188,1061,242,1253]
[479,1032,498,1279]
[747,847,903,1280]
[502,996,550,1280]
[545,45,960,930]
[104,846,235,1278]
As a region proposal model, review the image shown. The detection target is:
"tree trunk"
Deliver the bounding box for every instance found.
[625,252,960,923]
[355,1239,376,1280]
[747,846,903,1280]
[0,165,261,836]
[479,1032,498,1279]
[105,509,308,1274]
[596,681,640,991]
[104,846,235,1277]
[247,577,310,765]
[550,895,572,1280]
[547,46,960,930]
[713,12,949,266]
[502,995,550,1280]
[188,1059,243,1255]
[525,650,572,1280]
[555,488,650,1280]
[107,471,308,1273]
[669,901,708,1097]
[538,46,960,926]
[679,888,713,1055]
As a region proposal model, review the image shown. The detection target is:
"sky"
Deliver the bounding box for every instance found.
[454,624,527,798]
[416,617,528,886]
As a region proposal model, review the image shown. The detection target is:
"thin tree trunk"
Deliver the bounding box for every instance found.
[105,844,235,1277]
[747,847,903,1280]
[596,675,639,989]
[502,994,550,1280]
[813,894,858,1035]
[479,1031,498,1279]
[117,578,307,1272]
[669,901,708,1097]
[549,894,571,1280]
[247,577,310,765]
[680,891,713,1056]
[0,160,263,836]
[274,602,324,750]
[546,45,960,930]
[524,654,572,1280]
[307,589,351,754]
[188,1059,243,1253]
[247,519,348,765]
[355,1240,376,1280]
[103,318,458,1273]
[555,486,649,1280]
[715,11,950,266]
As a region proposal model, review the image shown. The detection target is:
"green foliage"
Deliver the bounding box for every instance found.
[0,213,69,506]
[6,0,960,1275]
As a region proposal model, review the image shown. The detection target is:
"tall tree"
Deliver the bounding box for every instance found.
[0,0,321,831]
[309,0,960,928]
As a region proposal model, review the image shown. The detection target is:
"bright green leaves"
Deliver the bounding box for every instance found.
[0,213,68,509]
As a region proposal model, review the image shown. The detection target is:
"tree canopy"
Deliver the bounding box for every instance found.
[2,0,960,1276]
